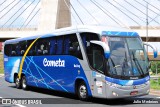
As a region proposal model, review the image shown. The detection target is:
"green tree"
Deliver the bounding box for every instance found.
[151,61,160,74]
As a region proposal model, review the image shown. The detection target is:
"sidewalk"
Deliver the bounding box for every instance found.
[150,89,160,96]
[0,74,4,77]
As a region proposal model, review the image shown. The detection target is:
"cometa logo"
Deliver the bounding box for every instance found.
[43,58,65,67]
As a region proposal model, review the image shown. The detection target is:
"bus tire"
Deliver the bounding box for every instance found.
[22,76,28,90]
[77,81,89,101]
[15,75,22,89]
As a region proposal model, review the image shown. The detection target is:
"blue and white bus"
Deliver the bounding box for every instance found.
[3,26,158,100]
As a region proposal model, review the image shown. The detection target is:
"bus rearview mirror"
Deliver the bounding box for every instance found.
[143,43,158,58]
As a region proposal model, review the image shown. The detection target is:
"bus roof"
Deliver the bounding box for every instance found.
[4,25,139,44]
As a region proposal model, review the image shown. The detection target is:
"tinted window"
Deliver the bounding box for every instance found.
[5,34,83,59]
[66,34,83,59]
[80,33,100,68]
[88,43,105,74]
[36,38,50,55]
[56,36,64,55]
[4,44,11,56]
[80,33,99,49]
[19,41,27,56]
[27,40,36,56]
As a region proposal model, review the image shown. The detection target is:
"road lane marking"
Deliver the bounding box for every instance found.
[16,104,26,107]
[156,97,160,98]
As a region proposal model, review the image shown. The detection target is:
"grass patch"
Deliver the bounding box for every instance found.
[0,54,4,74]
[150,78,160,90]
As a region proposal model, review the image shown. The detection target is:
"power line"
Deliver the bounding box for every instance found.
[20,0,40,29]
[90,0,124,26]
[143,0,160,12]
[105,0,141,26]
[113,0,145,23]
[0,0,6,6]
[70,0,84,24]
[93,0,128,27]
[124,0,160,25]
[0,0,16,13]
[149,12,160,23]
[135,0,160,18]
[0,0,21,19]
[1,0,30,28]
[77,0,100,25]
[8,0,36,27]
[23,9,40,28]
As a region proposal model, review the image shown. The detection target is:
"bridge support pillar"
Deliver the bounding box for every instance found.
[38,0,71,32]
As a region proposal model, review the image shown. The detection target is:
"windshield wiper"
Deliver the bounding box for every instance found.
[131,51,145,76]
[109,57,117,75]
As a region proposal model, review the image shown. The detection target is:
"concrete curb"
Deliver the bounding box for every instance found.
[150,89,160,96]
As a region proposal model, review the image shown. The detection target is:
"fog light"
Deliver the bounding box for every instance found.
[147,89,150,94]
[112,91,118,96]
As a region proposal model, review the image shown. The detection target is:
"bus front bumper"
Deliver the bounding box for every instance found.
[106,82,150,99]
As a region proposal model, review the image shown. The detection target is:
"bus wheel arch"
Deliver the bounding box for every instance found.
[75,79,89,100]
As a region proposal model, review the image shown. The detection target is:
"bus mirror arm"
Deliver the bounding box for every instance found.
[143,43,158,58]
[90,40,110,58]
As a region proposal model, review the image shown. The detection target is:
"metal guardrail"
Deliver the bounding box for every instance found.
[150,75,160,80]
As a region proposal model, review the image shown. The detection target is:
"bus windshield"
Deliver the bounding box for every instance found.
[107,37,149,79]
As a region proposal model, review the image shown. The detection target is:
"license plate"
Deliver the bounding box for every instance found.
[130,91,138,95]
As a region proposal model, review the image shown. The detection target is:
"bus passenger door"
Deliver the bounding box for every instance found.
[90,44,106,98]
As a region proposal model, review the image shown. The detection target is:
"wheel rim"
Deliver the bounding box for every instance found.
[79,85,87,98]
[22,78,26,89]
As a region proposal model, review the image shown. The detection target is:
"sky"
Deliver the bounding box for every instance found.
[0,0,160,28]
[0,0,40,28]
[71,0,160,27]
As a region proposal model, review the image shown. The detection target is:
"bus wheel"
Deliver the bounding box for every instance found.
[22,76,28,90]
[78,81,88,101]
[15,76,22,89]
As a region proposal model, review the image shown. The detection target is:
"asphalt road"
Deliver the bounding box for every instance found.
[0,75,160,107]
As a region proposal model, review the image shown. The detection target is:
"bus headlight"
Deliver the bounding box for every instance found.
[112,91,118,96]
[106,81,122,88]
[106,81,112,85]
[111,83,122,88]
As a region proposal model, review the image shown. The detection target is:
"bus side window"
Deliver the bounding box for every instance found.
[80,33,100,49]
[37,39,49,55]
[80,33,100,65]
[4,44,11,56]
[68,34,83,60]
[11,44,17,56]
[56,36,63,55]
[64,36,70,54]
[19,41,27,56]
[27,40,36,56]
[50,38,56,55]
[91,44,105,74]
